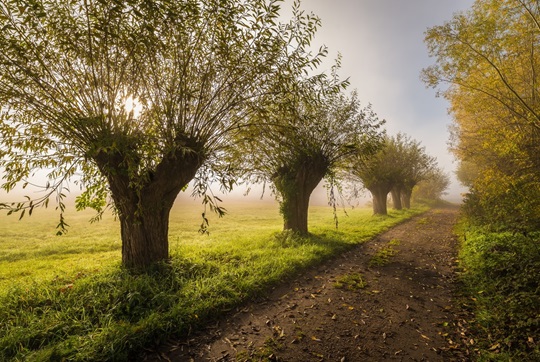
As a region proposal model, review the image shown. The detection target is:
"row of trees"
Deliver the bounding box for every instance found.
[423,0,540,231]
[348,133,447,215]
[0,0,446,270]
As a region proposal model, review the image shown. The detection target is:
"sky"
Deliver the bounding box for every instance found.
[284,0,475,202]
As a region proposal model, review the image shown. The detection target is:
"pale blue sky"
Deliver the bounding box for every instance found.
[291,0,475,200]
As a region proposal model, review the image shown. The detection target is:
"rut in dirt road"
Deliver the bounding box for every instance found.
[150,207,464,362]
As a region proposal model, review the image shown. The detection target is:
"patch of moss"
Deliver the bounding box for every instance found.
[334,272,367,290]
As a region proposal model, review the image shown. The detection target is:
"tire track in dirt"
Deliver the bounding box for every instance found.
[148,207,465,362]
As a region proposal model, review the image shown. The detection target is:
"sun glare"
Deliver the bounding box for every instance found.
[124,95,143,119]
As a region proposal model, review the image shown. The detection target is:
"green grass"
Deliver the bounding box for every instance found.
[456,221,540,361]
[334,272,368,290]
[368,239,400,267]
[0,200,427,361]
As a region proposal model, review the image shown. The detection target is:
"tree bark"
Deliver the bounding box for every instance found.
[369,185,391,215]
[280,184,312,235]
[391,186,403,210]
[94,140,203,269]
[117,198,172,269]
[401,187,413,209]
[273,156,328,235]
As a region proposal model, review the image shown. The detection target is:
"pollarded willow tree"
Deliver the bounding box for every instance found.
[349,136,399,215]
[423,0,540,229]
[349,134,436,215]
[239,61,384,235]
[0,0,321,269]
[389,133,437,210]
[412,166,450,203]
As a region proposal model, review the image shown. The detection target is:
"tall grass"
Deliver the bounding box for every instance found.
[457,222,540,361]
[0,201,426,361]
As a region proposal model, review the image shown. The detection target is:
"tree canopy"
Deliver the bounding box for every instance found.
[412,166,450,203]
[390,133,437,210]
[423,0,540,230]
[238,61,384,233]
[0,0,325,268]
[348,133,437,215]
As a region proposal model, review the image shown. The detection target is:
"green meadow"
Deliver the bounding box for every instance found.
[0,200,427,361]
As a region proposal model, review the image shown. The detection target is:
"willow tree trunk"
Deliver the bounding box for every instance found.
[280,184,312,235]
[273,157,328,235]
[117,199,170,269]
[391,186,403,210]
[369,185,391,215]
[94,144,203,269]
[401,188,413,209]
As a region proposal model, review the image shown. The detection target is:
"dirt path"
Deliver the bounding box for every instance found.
[149,207,466,361]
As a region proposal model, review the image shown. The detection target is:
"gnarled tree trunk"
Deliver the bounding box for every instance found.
[117,197,172,269]
[273,156,328,235]
[369,185,391,215]
[401,187,413,209]
[391,186,403,210]
[94,142,203,269]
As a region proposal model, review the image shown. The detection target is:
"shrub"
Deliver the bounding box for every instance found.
[459,227,540,360]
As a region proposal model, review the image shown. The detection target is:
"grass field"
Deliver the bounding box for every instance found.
[0,199,427,361]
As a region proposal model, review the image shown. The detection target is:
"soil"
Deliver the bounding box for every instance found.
[145,206,472,362]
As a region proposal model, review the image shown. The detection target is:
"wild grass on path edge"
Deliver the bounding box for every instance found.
[455,220,540,361]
